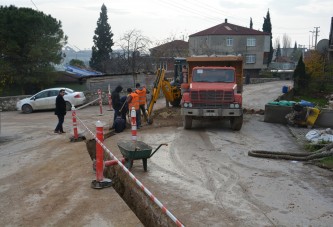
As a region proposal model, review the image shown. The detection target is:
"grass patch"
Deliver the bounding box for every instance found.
[319,156,333,169]
[304,142,333,170]
[304,143,327,152]
[293,95,328,108]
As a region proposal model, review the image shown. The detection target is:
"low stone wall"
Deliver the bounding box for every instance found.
[248,77,280,84]
[0,95,30,111]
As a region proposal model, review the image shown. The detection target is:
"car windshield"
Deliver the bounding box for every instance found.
[192,69,235,83]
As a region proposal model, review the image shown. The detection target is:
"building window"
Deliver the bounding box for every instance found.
[226,37,233,46]
[247,37,256,47]
[282,64,289,70]
[246,54,256,64]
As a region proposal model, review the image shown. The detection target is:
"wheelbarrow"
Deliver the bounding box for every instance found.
[117,140,167,171]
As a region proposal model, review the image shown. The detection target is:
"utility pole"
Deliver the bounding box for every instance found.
[313,26,320,50]
[309,30,315,49]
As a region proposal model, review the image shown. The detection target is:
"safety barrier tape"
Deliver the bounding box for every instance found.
[75,115,184,227]
[75,98,100,110]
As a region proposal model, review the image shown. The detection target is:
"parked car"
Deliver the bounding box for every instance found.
[16,88,86,114]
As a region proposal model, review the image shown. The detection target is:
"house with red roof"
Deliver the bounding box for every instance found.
[189,19,271,77]
[149,40,188,77]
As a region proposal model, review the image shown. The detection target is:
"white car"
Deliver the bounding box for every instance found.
[16,88,86,114]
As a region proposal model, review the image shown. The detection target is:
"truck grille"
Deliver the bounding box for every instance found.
[190,90,234,108]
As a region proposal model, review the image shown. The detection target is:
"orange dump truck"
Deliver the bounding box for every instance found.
[181,56,244,130]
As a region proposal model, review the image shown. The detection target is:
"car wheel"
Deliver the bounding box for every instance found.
[22,104,33,114]
[65,102,72,111]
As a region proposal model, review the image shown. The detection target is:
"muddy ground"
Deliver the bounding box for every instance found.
[0,81,332,226]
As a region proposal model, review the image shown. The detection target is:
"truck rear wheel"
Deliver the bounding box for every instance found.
[230,115,243,131]
[184,116,192,129]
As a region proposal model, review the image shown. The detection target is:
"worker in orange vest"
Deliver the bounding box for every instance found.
[135,83,149,122]
[126,88,141,128]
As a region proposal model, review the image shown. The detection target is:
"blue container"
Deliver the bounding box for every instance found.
[299,100,315,107]
[282,86,288,93]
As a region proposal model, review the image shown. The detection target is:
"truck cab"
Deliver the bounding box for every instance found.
[181,56,244,130]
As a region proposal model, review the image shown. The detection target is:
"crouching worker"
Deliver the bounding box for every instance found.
[114,112,126,133]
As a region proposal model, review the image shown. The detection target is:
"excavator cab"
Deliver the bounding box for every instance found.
[173,57,187,85]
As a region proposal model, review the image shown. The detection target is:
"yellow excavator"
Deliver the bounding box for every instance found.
[146,58,186,124]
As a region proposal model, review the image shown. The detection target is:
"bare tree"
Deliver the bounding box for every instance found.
[118,29,151,75]
[282,33,291,49]
[274,37,280,49]
[281,34,292,57]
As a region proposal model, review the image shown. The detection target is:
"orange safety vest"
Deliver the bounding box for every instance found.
[128,92,140,110]
[136,88,147,105]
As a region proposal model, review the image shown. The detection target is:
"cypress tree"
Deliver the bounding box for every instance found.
[291,42,298,62]
[263,10,273,67]
[293,55,309,94]
[276,44,281,61]
[89,4,114,72]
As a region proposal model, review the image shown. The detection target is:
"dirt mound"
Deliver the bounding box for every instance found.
[149,107,182,127]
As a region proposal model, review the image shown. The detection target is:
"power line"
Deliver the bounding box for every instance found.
[30,0,38,10]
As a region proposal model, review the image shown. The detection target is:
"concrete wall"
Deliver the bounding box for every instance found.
[248,78,280,84]
[264,104,333,128]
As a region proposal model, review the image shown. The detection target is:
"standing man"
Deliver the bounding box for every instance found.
[54,89,66,134]
[135,83,149,122]
[126,88,141,128]
[111,85,123,129]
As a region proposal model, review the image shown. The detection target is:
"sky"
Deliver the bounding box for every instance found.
[2,0,332,51]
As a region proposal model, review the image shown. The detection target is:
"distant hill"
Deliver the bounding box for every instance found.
[54,46,92,71]
[62,46,92,66]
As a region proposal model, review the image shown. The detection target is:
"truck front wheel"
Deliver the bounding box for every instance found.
[230,115,243,131]
[184,116,192,129]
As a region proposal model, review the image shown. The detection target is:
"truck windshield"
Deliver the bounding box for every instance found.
[192,69,235,83]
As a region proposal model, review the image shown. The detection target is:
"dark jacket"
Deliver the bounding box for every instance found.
[111,85,123,110]
[55,94,66,115]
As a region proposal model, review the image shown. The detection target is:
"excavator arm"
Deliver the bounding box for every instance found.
[146,68,181,124]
